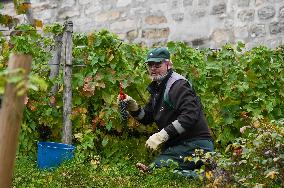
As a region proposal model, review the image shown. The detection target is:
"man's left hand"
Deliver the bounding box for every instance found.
[145,129,169,151]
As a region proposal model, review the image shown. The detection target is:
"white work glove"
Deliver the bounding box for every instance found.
[145,129,169,151]
[117,94,139,112]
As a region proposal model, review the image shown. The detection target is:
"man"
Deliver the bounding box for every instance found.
[118,47,213,173]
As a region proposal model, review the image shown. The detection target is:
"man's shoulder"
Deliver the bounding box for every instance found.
[170,79,191,90]
[168,72,191,89]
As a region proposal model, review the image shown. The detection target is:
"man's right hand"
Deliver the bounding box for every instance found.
[117,94,139,112]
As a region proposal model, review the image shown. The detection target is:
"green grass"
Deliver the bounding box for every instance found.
[13,156,201,188]
[13,137,202,188]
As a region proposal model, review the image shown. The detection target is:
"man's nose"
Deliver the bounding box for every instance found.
[149,66,156,70]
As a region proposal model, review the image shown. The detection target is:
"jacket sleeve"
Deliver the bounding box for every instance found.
[164,80,202,138]
[130,96,154,125]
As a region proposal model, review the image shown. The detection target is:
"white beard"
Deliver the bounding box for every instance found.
[150,73,168,82]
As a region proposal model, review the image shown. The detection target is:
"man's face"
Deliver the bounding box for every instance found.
[146,61,169,81]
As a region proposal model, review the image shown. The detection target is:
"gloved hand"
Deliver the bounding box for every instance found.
[117,94,139,112]
[145,129,169,151]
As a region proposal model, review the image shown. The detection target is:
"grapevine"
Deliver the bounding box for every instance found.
[118,82,128,124]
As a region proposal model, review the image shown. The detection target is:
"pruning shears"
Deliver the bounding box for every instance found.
[119,82,126,100]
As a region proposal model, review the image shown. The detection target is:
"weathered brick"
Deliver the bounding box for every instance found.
[152,40,168,47]
[279,6,284,18]
[169,0,182,9]
[78,0,93,5]
[85,4,100,15]
[269,22,280,34]
[191,9,206,18]
[126,29,139,41]
[172,13,184,22]
[110,19,136,30]
[237,0,250,7]
[2,3,17,16]
[211,3,226,15]
[198,0,210,6]
[116,33,126,40]
[211,29,233,44]
[238,9,255,22]
[234,26,249,39]
[33,2,58,11]
[183,0,193,6]
[254,0,265,7]
[57,7,80,20]
[142,28,170,39]
[249,24,266,38]
[191,38,208,46]
[95,11,120,22]
[117,0,132,7]
[145,16,167,25]
[258,6,275,20]
[61,0,76,8]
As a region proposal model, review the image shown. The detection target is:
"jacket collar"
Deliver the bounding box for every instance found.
[147,69,173,94]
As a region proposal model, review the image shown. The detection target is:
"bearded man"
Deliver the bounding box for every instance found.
[118,47,213,175]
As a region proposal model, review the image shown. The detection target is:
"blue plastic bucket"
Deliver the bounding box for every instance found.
[37,141,75,169]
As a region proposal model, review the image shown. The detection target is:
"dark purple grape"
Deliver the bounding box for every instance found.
[119,100,128,123]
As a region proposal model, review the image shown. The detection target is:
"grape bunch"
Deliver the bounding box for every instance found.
[119,100,128,123]
[37,125,52,141]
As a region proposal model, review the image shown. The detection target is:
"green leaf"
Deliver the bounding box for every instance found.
[73,95,82,105]
[106,121,112,131]
[224,116,235,125]
[73,73,85,86]
[102,136,109,147]
[89,56,99,66]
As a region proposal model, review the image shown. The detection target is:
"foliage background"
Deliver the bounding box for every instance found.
[0,3,283,186]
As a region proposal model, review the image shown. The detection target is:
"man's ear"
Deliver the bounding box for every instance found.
[166,60,173,70]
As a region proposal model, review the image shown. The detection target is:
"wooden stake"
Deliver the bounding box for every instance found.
[49,33,63,106]
[0,54,32,187]
[24,0,35,26]
[62,20,73,144]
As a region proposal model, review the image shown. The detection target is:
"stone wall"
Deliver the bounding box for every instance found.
[2,0,284,48]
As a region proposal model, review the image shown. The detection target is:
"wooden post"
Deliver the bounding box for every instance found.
[62,20,73,144]
[23,0,35,26]
[0,54,32,187]
[49,34,63,106]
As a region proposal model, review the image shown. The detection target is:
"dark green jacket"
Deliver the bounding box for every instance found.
[131,70,212,149]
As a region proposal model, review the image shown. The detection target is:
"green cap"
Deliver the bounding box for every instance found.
[145,47,170,63]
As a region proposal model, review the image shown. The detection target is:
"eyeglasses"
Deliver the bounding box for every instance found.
[146,62,163,69]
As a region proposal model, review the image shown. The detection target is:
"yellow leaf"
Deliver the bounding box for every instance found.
[213,176,223,187]
[253,119,260,128]
[108,54,114,61]
[265,171,278,179]
[205,171,213,180]
[47,175,52,182]
[183,156,192,162]
[58,85,63,92]
[17,3,31,14]
[2,15,13,26]
[74,133,83,139]
[3,41,10,54]
[102,165,109,172]
[99,111,105,119]
[90,159,100,166]
[23,3,32,9]
[87,34,94,46]
[34,19,43,28]
[95,82,105,88]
